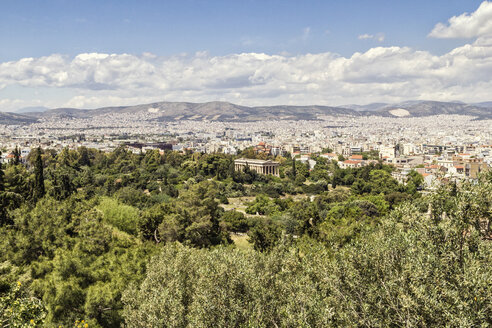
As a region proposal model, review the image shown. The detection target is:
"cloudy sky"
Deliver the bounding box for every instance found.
[1,0,492,111]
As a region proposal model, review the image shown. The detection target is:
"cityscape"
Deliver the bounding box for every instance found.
[2,108,491,188]
[1,1,492,327]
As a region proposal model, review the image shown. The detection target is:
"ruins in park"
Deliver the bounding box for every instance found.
[234,158,280,177]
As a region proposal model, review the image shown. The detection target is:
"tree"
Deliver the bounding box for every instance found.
[122,243,332,327]
[292,157,296,179]
[139,181,230,247]
[0,152,7,225]
[245,194,281,216]
[0,151,4,192]
[0,282,46,326]
[0,165,28,220]
[32,147,45,201]
[77,146,91,167]
[321,147,333,153]
[11,146,21,166]
[221,210,250,233]
[406,170,424,194]
[248,220,282,252]
[50,167,75,201]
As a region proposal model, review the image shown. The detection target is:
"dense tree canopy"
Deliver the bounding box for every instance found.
[0,146,489,327]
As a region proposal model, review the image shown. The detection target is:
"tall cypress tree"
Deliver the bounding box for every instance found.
[12,146,21,165]
[292,157,297,179]
[0,150,8,225]
[33,147,45,201]
[0,150,4,191]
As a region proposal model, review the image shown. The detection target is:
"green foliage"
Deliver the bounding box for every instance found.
[97,197,140,235]
[318,200,377,247]
[221,210,250,233]
[4,164,30,201]
[122,242,333,327]
[0,194,155,327]
[406,169,424,194]
[1,146,489,327]
[114,187,149,208]
[245,194,281,215]
[123,177,492,327]
[139,181,231,247]
[321,147,333,153]
[0,282,46,327]
[0,155,9,226]
[32,147,45,202]
[247,219,282,252]
[0,151,4,191]
[48,167,76,201]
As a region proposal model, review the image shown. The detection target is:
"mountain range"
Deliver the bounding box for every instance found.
[2,100,492,124]
[0,112,38,125]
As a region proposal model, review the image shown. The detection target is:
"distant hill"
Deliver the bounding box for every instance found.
[15,106,49,114]
[376,101,492,118]
[473,101,492,108]
[0,112,38,125]
[18,100,492,122]
[28,101,364,121]
[343,103,389,112]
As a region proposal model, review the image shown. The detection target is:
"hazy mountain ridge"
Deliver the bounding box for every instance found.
[376,101,491,118]
[0,112,39,125]
[15,106,49,113]
[7,100,492,123]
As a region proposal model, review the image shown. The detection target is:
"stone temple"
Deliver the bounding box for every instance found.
[234,158,280,176]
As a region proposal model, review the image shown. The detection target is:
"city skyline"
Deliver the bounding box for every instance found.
[1,0,492,111]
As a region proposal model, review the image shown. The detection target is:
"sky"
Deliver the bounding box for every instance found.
[1,0,492,111]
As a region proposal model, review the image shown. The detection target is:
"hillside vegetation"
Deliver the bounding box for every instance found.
[0,147,490,327]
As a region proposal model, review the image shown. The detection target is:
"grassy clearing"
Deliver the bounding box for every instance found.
[231,233,252,251]
[220,196,255,213]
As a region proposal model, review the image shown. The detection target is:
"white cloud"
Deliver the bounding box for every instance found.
[301,27,311,41]
[429,1,492,38]
[358,33,385,42]
[358,34,373,40]
[2,33,492,110]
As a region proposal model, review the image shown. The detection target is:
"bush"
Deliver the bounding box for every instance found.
[97,197,140,235]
